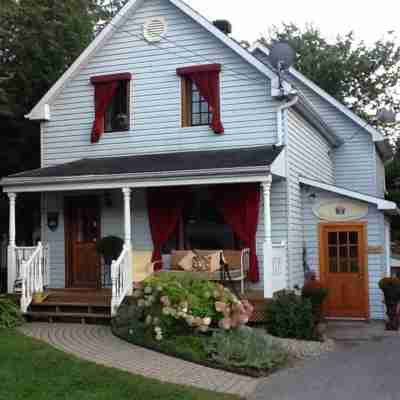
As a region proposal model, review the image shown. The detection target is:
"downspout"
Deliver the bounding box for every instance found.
[277,94,299,146]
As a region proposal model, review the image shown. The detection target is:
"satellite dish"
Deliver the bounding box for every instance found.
[376,108,397,124]
[269,42,296,71]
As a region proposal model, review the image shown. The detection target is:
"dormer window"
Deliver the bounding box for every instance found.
[90,73,131,143]
[177,64,224,134]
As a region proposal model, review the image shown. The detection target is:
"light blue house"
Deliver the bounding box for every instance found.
[2,0,397,320]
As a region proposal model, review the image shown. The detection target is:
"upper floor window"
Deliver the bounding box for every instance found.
[90,73,131,143]
[181,79,212,127]
[105,80,129,133]
[177,64,224,134]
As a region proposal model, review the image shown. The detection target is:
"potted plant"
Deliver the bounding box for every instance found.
[379,277,400,331]
[302,280,329,329]
[96,236,124,266]
[33,291,48,304]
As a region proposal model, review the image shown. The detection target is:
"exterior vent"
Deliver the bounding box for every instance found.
[143,17,167,43]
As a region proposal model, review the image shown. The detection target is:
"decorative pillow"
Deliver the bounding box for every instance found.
[177,251,196,271]
[194,250,222,273]
[192,255,212,272]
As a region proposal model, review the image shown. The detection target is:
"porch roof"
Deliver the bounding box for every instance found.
[2,146,283,193]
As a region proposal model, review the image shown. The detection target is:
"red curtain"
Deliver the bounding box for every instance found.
[210,183,261,282]
[90,73,132,143]
[90,81,119,143]
[176,64,224,134]
[146,187,190,270]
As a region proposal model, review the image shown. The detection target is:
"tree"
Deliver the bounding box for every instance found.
[0,0,128,243]
[263,24,400,136]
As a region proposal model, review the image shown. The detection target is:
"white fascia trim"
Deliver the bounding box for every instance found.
[3,172,270,194]
[26,0,144,120]
[2,166,270,192]
[299,176,397,211]
[250,41,385,143]
[27,0,290,120]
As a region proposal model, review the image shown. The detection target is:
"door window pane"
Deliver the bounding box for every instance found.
[349,246,358,257]
[339,246,348,258]
[350,259,359,273]
[329,246,337,257]
[339,232,347,244]
[349,231,358,244]
[340,260,348,273]
[328,232,337,245]
[329,258,338,273]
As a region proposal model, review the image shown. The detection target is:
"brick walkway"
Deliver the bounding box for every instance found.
[19,323,258,397]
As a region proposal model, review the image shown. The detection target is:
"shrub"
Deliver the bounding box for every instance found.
[379,277,400,302]
[204,327,288,371]
[0,296,24,329]
[96,236,124,265]
[265,290,315,341]
[302,280,328,322]
[128,274,253,341]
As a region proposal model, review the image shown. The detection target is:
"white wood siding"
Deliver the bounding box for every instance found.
[290,76,378,196]
[286,109,335,288]
[375,150,386,198]
[302,188,386,319]
[42,0,278,167]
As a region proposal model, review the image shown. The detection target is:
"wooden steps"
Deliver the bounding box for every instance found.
[25,289,112,324]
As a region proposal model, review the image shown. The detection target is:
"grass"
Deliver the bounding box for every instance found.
[0,329,240,400]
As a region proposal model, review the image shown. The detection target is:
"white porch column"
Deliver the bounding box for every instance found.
[122,187,132,247]
[122,187,133,294]
[7,193,17,293]
[262,175,274,299]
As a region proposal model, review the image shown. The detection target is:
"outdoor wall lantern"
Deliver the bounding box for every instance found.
[47,212,59,232]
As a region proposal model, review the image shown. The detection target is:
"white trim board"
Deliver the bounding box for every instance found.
[299,176,397,212]
[3,173,271,193]
[26,0,288,120]
[250,42,385,143]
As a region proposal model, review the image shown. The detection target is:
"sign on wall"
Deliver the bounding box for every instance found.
[313,200,368,222]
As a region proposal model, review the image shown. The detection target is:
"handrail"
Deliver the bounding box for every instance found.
[111,244,131,316]
[20,242,44,313]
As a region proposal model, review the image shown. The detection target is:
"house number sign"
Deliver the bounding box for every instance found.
[313,200,368,222]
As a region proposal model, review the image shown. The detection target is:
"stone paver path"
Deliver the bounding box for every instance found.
[20,323,258,397]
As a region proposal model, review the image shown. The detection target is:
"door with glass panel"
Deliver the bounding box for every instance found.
[319,223,368,318]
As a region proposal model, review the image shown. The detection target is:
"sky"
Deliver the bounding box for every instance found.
[184,0,400,45]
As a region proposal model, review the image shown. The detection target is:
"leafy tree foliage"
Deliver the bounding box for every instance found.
[264,23,400,136]
[0,0,127,243]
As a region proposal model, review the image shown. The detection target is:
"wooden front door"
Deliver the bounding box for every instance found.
[65,196,101,288]
[319,223,369,319]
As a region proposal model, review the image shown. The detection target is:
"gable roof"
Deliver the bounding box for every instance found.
[250,42,386,144]
[26,0,288,121]
[299,176,398,214]
[2,146,283,192]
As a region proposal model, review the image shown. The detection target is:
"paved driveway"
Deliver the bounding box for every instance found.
[250,337,400,400]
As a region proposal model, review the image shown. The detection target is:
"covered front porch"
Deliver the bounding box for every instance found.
[2,146,288,316]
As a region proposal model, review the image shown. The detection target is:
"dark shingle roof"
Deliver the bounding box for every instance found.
[7,146,283,180]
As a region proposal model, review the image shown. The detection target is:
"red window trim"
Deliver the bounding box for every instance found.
[176,64,221,76]
[90,73,132,84]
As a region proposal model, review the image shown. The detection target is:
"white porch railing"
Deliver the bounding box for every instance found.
[264,242,287,298]
[111,244,132,316]
[20,242,45,313]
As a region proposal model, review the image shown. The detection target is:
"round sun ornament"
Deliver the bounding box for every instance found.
[143,17,167,43]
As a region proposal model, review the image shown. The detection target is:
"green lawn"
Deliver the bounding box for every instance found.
[0,329,240,400]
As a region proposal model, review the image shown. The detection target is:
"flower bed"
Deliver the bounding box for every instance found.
[112,274,288,377]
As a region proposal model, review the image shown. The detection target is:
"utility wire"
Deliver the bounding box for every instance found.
[107,20,276,86]
[106,19,381,145]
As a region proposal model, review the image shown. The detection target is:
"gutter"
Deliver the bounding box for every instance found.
[277,94,299,145]
[1,165,271,190]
